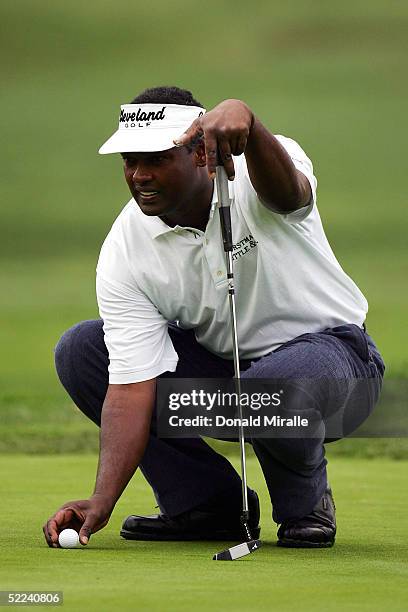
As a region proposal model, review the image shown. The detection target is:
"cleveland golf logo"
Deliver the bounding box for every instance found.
[120,106,166,128]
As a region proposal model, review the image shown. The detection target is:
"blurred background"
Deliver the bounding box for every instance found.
[1,0,407,455]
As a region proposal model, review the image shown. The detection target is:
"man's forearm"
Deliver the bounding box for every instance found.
[245,116,311,213]
[92,381,156,508]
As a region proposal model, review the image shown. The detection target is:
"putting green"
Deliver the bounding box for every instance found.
[1,455,407,611]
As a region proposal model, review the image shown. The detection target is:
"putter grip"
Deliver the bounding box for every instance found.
[219,206,233,252]
[216,166,233,252]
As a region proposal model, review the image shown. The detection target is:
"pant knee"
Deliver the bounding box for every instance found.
[54,319,105,390]
[54,323,80,391]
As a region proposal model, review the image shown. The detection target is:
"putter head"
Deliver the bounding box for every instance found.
[213,539,261,561]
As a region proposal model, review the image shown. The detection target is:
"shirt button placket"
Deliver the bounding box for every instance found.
[204,225,226,284]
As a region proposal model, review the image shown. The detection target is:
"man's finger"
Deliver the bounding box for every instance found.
[79,518,94,546]
[43,522,57,548]
[202,131,218,179]
[235,133,248,157]
[53,508,76,527]
[173,118,202,147]
[44,518,61,548]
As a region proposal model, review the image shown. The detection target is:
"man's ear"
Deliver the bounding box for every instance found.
[194,141,207,167]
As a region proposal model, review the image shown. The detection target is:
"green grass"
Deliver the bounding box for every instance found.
[1,455,407,611]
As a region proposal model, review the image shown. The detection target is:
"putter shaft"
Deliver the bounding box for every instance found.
[216,167,250,529]
[212,167,261,560]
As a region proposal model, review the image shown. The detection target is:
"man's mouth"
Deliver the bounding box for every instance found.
[136,190,160,202]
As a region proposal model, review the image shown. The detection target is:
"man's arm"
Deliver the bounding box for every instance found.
[43,380,156,547]
[244,117,312,213]
[93,380,155,504]
[174,98,311,214]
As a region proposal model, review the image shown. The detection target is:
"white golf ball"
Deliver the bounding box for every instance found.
[58,528,79,548]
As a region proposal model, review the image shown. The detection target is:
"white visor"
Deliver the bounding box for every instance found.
[98,103,205,154]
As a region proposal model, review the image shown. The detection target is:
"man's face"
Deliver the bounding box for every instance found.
[121,146,207,219]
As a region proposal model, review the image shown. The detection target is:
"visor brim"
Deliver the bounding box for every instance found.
[98,127,184,154]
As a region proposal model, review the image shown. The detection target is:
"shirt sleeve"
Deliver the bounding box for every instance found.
[274,134,317,223]
[96,238,179,384]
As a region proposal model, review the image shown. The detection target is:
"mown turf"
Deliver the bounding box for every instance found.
[1,455,407,612]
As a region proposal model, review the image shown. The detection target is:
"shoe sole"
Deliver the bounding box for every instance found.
[120,526,261,542]
[277,538,334,548]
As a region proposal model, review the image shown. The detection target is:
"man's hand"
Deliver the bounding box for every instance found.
[43,494,113,548]
[174,99,254,180]
[43,381,156,549]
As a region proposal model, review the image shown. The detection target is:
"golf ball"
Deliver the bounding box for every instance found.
[58,528,79,548]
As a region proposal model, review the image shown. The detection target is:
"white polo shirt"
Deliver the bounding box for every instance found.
[96,135,368,384]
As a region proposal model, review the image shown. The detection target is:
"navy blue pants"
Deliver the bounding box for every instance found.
[55,320,384,523]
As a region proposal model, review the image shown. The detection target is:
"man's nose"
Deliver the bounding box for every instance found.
[132,162,153,183]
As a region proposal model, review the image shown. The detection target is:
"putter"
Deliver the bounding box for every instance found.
[213,165,261,561]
